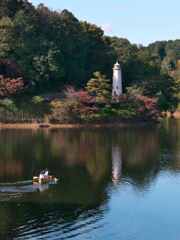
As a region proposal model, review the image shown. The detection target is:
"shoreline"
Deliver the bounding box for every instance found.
[166,111,180,119]
[1,111,180,129]
[0,121,158,129]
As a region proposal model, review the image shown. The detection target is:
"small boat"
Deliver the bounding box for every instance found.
[33,169,58,185]
[33,176,58,185]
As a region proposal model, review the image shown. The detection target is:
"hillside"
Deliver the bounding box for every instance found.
[0,0,179,115]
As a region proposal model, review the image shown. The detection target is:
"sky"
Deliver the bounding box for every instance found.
[30,0,180,46]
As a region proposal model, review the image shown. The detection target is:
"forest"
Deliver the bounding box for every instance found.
[0,0,179,123]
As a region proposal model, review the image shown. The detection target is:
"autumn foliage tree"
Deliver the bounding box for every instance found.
[0,76,24,97]
[50,87,98,123]
[134,95,160,121]
[64,86,95,104]
[0,60,24,97]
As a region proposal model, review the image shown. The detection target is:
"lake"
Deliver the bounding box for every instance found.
[0,119,180,240]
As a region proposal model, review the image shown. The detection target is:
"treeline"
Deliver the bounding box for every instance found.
[109,37,180,110]
[0,0,179,111]
[0,0,115,92]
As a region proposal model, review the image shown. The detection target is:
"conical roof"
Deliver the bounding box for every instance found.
[113,61,121,70]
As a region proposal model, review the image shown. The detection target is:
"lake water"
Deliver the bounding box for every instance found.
[0,119,180,240]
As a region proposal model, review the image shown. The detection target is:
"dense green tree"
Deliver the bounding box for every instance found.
[108,37,138,63]
[0,0,36,20]
[0,1,115,92]
[0,17,15,57]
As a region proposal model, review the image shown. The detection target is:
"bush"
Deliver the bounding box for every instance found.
[49,98,98,123]
[50,99,80,123]
[32,96,44,104]
[64,86,95,104]
[0,98,17,112]
[0,75,24,97]
[49,87,160,124]
[134,95,160,121]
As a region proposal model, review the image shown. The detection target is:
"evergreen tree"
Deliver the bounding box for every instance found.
[86,72,111,103]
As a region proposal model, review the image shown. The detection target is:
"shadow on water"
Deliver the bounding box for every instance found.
[0,119,180,239]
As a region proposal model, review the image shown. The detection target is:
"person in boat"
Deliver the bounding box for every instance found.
[39,169,49,180]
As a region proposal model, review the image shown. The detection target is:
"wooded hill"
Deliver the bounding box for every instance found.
[0,0,179,110]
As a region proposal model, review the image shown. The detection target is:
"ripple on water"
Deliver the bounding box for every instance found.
[0,192,23,201]
[13,206,107,240]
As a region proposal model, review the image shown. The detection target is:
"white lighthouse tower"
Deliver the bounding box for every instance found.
[112,61,123,97]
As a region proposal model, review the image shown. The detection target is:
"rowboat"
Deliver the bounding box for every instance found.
[33,176,58,184]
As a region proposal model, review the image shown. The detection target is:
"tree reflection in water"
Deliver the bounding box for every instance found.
[0,122,179,191]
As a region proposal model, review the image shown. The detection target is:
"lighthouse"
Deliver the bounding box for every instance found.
[112,61,123,97]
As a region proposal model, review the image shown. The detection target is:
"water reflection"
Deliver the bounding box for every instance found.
[112,146,122,184]
[0,122,179,192]
[0,120,180,239]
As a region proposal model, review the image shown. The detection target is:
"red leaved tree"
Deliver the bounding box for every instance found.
[0,59,24,97]
[0,75,24,97]
[135,95,160,120]
[64,86,95,104]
